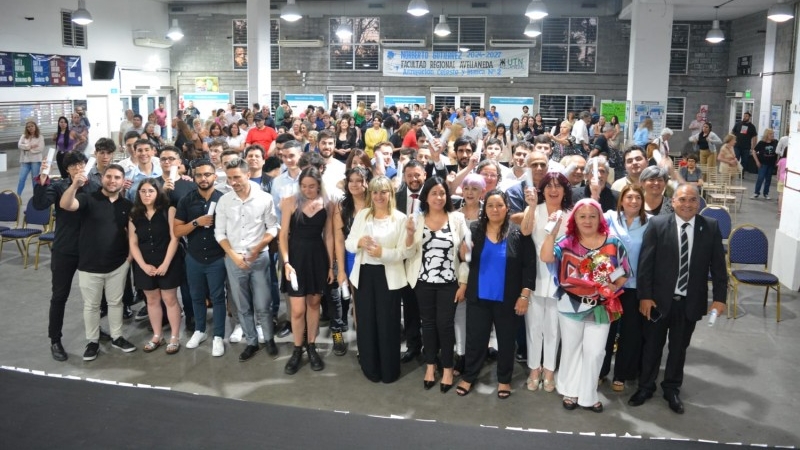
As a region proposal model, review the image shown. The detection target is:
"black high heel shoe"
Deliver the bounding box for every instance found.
[440,382,453,393]
[424,380,436,390]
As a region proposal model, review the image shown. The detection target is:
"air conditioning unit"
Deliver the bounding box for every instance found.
[380,38,426,47]
[327,86,355,92]
[134,37,174,49]
[430,86,459,93]
[489,39,535,48]
[725,91,744,98]
[278,39,324,48]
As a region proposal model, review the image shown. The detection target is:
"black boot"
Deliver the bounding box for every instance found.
[284,346,303,375]
[307,343,325,371]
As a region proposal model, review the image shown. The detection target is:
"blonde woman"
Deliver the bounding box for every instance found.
[717,133,741,185]
[17,120,45,196]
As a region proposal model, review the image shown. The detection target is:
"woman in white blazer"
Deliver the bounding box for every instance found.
[405,177,469,393]
[345,175,411,383]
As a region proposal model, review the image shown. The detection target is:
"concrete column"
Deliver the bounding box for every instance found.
[772,18,800,291]
[625,0,673,140]
[758,20,777,131]
[247,0,272,109]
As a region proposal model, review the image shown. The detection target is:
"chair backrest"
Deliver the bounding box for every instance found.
[700,206,732,240]
[728,224,769,267]
[23,198,52,228]
[698,195,707,211]
[0,190,20,224]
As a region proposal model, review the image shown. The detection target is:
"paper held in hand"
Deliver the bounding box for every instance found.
[83,157,96,177]
[41,148,56,176]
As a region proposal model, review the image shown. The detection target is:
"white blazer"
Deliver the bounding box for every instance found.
[344,208,411,290]
[404,211,470,289]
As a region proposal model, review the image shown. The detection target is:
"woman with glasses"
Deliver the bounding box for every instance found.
[640,166,674,216]
[128,178,182,354]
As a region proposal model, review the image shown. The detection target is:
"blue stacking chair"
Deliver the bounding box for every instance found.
[726,224,781,322]
[0,190,20,233]
[0,198,53,268]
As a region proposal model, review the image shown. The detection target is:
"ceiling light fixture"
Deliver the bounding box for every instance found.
[281,0,302,22]
[167,19,184,41]
[768,0,795,23]
[525,0,548,20]
[72,0,93,25]
[434,15,451,37]
[407,0,430,17]
[524,19,542,37]
[705,6,724,44]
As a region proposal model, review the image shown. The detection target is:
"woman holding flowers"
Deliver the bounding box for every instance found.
[540,198,631,413]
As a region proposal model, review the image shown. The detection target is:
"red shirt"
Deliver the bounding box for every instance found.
[245,125,278,150]
[402,131,419,149]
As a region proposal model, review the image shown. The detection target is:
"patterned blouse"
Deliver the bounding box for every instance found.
[418,223,456,284]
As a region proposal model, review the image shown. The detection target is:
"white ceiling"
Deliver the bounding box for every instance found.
[154,0,787,22]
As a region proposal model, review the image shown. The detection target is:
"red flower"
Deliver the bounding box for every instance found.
[579,258,592,275]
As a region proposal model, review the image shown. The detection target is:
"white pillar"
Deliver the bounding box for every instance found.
[772,17,800,290]
[758,20,777,132]
[247,0,272,109]
[626,0,673,140]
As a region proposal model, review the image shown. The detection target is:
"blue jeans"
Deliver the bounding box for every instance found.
[17,162,41,196]
[754,164,773,196]
[185,254,227,338]
[224,252,273,347]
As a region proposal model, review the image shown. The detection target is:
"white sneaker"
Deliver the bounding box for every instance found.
[256,324,266,344]
[186,331,207,349]
[229,324,244,343]
[212,336,225,357]
[764,195,771,200]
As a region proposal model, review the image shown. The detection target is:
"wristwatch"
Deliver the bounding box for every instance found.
[192,220,199,227]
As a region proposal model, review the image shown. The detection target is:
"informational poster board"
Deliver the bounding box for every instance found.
[384,96,426,108]
[182,92,230,120]
[632,101,665,136]
[600,100,629,135]
[0,52,81,87]
[489,97,534,125]
[771,105,782,134]
[383,49,529,78]
[285,94,326,113]
[13,53,32,87]
[0,52,14,87]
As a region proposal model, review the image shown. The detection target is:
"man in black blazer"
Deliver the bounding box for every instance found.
[396,160,427,362]
[629,184,727,414]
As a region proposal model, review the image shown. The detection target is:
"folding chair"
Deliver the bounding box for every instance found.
[0,198,53,268]
[0,190,20,233]
[34,229,56,270]
[726,224,781,322]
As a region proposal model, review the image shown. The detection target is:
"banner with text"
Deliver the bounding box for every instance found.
[382,49,529,78]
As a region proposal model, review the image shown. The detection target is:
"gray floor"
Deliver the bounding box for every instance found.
[1,168,797,447]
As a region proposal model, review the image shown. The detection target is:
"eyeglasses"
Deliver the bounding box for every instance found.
[160,156,177,162]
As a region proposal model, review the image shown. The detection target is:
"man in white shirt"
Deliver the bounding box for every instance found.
[126,139,163,200]
[499,141,532,191]
[463,115,483,142]
[571,111,592,156]
[270,140,303,222]
[316,130,346,200]
[118,109,134,145]
[224,104,242,126]
[127,114,145,137]
[215,157,280,362]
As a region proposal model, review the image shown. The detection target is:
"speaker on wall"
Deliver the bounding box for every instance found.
[92,60,117,80]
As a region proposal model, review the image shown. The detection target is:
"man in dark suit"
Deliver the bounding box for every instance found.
[396,159,427,362]
[629,184,727,414]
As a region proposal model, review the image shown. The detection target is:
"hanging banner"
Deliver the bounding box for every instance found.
[0,52,13,87]
[65,56,83,86]
[489,97,534,126]
[31,54,51,86]
[13,53,33,87]
[382,49,529,78]
[49,55,67,86]
[384,96,426,108]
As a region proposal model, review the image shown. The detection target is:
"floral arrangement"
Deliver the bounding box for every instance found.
[567,249,623,319]
[578,250,614,285]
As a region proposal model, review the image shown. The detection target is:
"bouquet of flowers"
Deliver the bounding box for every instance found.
[578,251,614,285]
[566,250,623,319]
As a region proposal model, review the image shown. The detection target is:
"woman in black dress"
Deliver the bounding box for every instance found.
[280,166,334,374]
[334,118,357,163]
[128,178,183,354]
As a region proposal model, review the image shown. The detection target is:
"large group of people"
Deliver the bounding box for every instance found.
[20,100,740,415]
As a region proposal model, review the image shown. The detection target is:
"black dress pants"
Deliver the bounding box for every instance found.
[463,298,519,385]
[415,281,458,368]
[613,289,644,382]
[638,297,697,395]
[48,251,79,342]
[355,265,401,383]
[400,284,421,352]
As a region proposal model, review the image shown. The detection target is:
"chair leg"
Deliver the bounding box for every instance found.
[34,241,41,270]
[776,285,781,323]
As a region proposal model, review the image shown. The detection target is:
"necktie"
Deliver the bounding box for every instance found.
[409,193,419,215]
[677,223,690,292]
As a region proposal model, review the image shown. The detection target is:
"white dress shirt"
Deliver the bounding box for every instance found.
[215,181,279,254]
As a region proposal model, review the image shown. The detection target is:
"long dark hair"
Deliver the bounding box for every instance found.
[616,184,647,226]
[538,171,574,211]
[478,189,510,242]
[130,178,170,222]
[55,116,70,149]
[419,176,454,214]
[340,167,371,237]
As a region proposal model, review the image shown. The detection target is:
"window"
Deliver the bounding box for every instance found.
[0,100,73,143]
[270,19,280,70]
[233,90,249,112]
[61,10,87,49]
[670,24,689,75]
[540,17,597,73]
[329,17,380,71]
[271,91,281,113]
[666,97,685,131]
[432,17,486,52]
[538,94,595,129]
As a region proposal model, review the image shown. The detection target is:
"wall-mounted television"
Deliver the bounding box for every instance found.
[92,60,116,80]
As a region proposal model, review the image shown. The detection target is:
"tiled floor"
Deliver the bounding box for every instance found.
[0,168,797,447]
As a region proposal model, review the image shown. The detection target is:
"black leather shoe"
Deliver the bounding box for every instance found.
[307,343,325,371]
[663,392,684,414]
[276,321,292,338]
[628,389,653,407]
[401,349,420,363]
[238,345,259,362]
[285,346,303,375]
[50,342,68,362]
[265,339,278,359]
[440,383,453,393]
